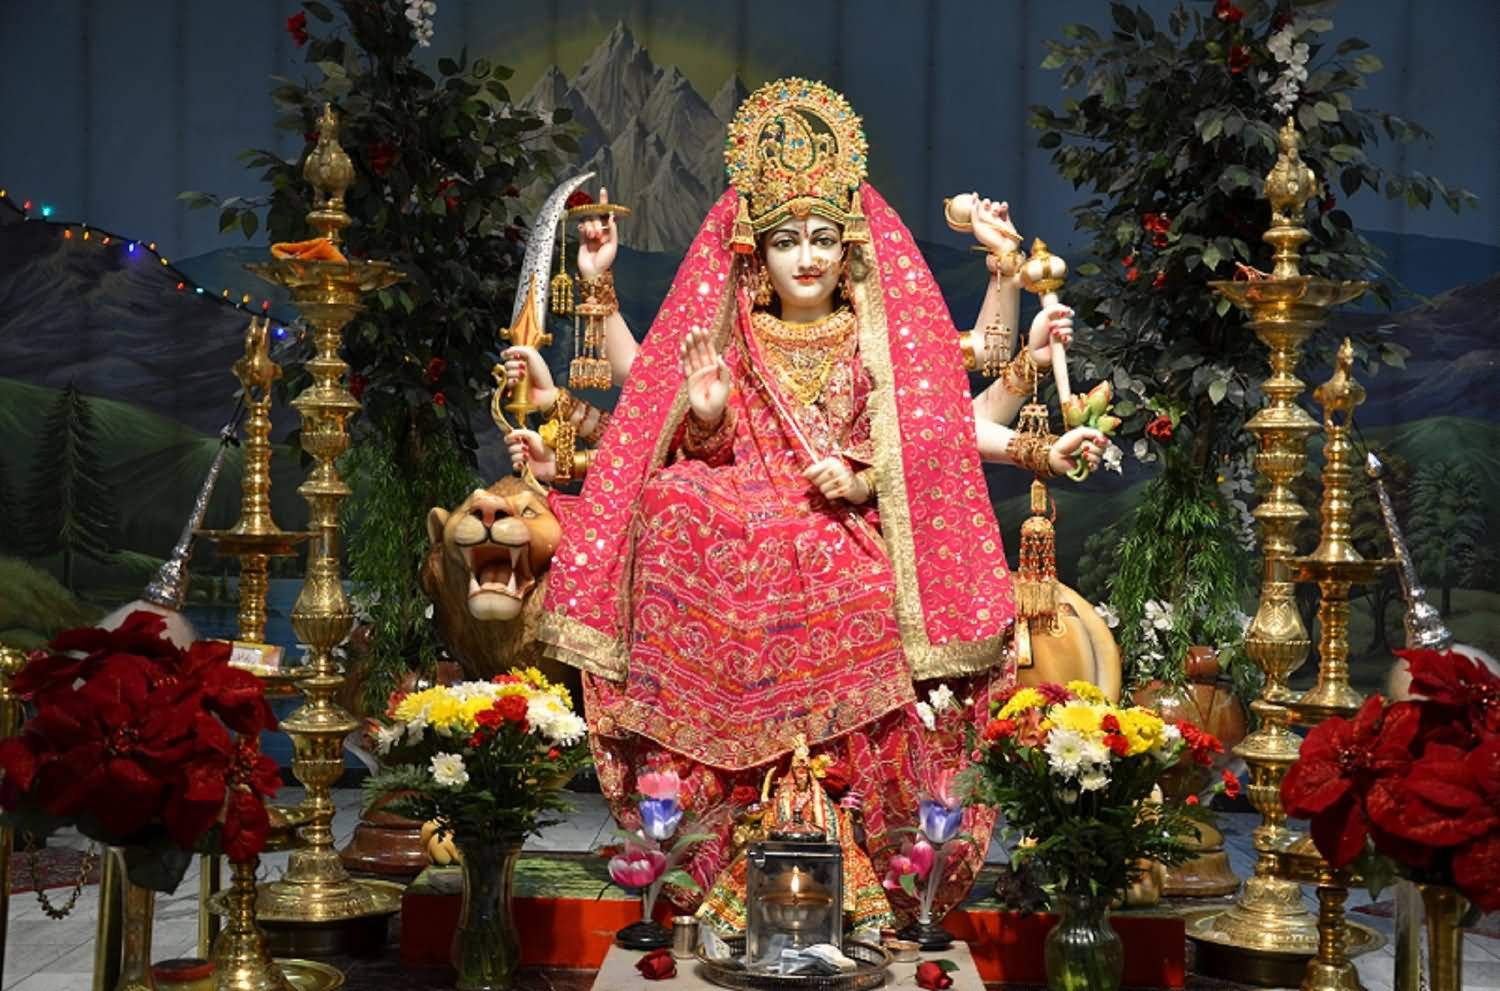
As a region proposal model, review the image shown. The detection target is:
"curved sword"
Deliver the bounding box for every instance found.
[511,171,596,329]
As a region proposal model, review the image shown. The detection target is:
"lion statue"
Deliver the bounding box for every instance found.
[1017,584,1124,703]
[420,475,580,704]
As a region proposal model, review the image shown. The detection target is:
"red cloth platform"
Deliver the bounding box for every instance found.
[400,867,1185,985]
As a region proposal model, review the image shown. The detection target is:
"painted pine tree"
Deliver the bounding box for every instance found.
[24,382,117,590]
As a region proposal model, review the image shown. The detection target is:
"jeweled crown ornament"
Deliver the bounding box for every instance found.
[725,78,869,251]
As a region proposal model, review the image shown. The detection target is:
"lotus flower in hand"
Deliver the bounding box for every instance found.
[919,771,965,845]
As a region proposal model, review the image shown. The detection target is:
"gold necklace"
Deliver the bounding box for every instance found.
[752,307,855,405]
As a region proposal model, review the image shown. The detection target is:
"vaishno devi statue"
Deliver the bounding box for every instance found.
[496,78,1108,936]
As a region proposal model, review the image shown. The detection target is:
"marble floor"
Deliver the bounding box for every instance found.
[3,791,1498,990]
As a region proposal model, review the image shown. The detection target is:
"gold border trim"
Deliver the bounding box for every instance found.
[854,243,1010,681]
[538,612,627,680]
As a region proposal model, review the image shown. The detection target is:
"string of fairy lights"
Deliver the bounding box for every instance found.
[0,186,302,342]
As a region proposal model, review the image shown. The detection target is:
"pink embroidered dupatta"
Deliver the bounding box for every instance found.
[538,184,1015,684]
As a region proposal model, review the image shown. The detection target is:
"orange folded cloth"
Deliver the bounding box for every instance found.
[270,238,347,263]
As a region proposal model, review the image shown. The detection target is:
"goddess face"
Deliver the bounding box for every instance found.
[762,217,844,311]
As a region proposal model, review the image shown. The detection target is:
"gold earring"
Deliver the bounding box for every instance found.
[755,258,774,307]
[839,263,854,306]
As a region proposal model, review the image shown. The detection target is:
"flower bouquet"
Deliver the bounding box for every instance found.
[1281,648,1500,991]
[606,768,712,950]
[0,611,281,990]
[968,680,1223,991]
[363,668,589,990]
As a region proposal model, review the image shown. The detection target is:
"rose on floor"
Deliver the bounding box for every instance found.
[635,947,676,980]
[916,959,957,989]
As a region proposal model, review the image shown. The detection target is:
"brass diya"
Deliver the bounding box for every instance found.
[760,867,835,948]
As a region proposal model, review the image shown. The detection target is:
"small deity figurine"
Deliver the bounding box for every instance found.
[697,735,893,941]
[495,77,1107,924]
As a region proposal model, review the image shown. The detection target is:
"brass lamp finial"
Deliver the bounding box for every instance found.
[303,103,355,245]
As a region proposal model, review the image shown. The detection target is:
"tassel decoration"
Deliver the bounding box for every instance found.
[842,187,870,245]
[1015,477,1059,623]
[731,195,756,254]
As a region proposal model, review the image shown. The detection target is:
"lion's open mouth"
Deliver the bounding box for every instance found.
[465,542,534,601]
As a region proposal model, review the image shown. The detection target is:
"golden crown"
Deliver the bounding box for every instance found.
[724,78,869,251]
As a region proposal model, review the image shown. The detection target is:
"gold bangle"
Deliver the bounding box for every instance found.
[553,420,577,484]
[683,407,734,458]
[571,448,591,481]
[855,466,877,502]
[580,409,612,446]
[548,387,575,422]
[1001,348,1038,396]
[1007,432,1058,477]
[577,271,618,315]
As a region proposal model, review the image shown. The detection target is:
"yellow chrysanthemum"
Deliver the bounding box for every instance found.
[1051,701,1105,739]
[998,687,1046,720]
[1117,707,1166,756]
[1067,680,1107,705]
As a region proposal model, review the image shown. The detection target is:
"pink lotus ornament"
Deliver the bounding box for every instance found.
[608,839,667,890]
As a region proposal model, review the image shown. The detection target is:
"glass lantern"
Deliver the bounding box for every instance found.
[745,839,844,967]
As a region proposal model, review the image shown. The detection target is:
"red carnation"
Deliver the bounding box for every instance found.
[1107,733,1131,757]
[565,190,595,210]
[425,356,447,383]
[1186,794,1200,805]
[983,717,1018,743]
[1145,415,1174,441]
[1222,769,1241,799]
[494,694,529,728]
[286,11,309,46]
[1102,714,1121,734]
[474,707,504,729]
[547,747,561,760]
[1228,45,1251,75]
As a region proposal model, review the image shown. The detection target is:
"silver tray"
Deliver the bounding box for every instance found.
[697,938,890,990]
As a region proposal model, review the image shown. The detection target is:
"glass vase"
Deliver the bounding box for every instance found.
[114,848,159,991]
[450,835,523,991]
[1044,892,1123,991]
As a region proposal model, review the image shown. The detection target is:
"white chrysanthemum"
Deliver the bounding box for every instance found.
[527,695,587,747]
[1044,728,1088,777]
[1152,723,1183,759]
[1094,602,1120,629]
[914,700,936,731]
[928,684,957,713]
[430,753,469,788]
[1080,738,1112,767]
[374,723,404,755]
[405,707,430,743]
[1079,767,1110,792]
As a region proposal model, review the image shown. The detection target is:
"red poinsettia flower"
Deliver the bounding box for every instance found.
[17,610,177,697]
[175,639,277,736]
[1228,45,1251,75]
[286,11,309,46]
[1443,737,1500,910]
[1400,647,1500,741]
[221,738,282,862]
[1281,695,1422,867]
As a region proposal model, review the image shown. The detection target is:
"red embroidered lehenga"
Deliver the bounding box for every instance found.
[540,79,1016,927]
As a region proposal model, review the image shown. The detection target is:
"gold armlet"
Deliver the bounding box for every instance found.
[552,420,578,484]
[577,271,618,316]
[959,331,978,372]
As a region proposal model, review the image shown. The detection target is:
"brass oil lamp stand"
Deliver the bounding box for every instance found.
[244,103,403,954]
[1186,120,1369,986]
[1280,339,1390,991]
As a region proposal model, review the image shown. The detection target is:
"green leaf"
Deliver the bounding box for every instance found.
[1208,380,1227,405]
[316,60,346,79]
[240,211,258,239]
[1336,38,1370,54]
[936,959,961,973]
[1199,117,1223,143]
[1038,131,1062,149]
[1111,4,1136,34]
[1353,54,1384,73]
[899,872,918,898]
[1041,51,1067,70]
[660,868,702,894]
[1328,144,1362,164]
[303,1,333,22]
[1314,102,1339,122]
[439,58,460,77]
[1201,244,1223,271]
[218,207,239,233]
[1215,296,1232,316]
